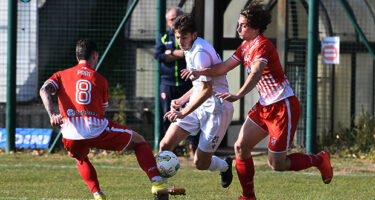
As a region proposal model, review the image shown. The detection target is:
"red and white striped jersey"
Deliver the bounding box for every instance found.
[231,34,294,105]
[47,63,109,139]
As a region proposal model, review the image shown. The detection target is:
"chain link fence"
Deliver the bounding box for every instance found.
[0,0,195,148]
[1,0,374,149]
[285,0,375,146]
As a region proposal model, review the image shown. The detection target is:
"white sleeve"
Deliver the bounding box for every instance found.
[192,51,213,82]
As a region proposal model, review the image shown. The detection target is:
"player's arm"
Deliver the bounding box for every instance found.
[165,51,214,122]
[39,81,63,126]
[102,79,109,113]
[154,35,184,64]
[181,57,239,81]
[216,61,266,102]
[164,49,184,63]
[170,87,193,111]
[165,81,212,122]
[180,80,212,116]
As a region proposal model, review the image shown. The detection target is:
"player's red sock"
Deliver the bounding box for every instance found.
[236,157,256,198]
[76,157,100,194]
[133,141,160,180]
[287,153,323,171]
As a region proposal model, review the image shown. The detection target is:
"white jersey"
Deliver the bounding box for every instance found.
[184,37,231,113]
[177,37,234,152]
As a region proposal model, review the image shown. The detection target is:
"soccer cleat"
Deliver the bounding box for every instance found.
[238,195,256,200]
[151,181,186,196]
[220,156,233,188]
[93,191,106,200]
[317,150,333,184]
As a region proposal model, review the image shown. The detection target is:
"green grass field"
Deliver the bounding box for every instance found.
[0,151,374,200]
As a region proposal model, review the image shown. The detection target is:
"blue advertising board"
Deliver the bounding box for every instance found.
[0,128,53,149]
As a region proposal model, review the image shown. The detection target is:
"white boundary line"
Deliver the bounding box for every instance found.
[0,163,140,170]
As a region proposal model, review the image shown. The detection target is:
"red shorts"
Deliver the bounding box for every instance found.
[62,120,133,161]
[248,96,301,153]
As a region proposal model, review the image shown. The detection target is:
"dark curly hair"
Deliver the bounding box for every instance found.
[76,39,98,60]
[240,1,271,33]
[172,14,197,34]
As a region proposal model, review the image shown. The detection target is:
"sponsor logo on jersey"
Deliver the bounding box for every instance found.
[66,109,98,117]
[67,109,75,117]
[77,70,91,77]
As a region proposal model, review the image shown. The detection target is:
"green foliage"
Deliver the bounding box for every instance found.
[109,83,126,97]
[109,83,127,125]
[329,112,375,160]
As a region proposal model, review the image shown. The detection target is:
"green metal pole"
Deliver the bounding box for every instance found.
[96,0,139,70]
[154,0,166,151]
[338,0,375,60]
[6,0,17,153]
[49,0,139,154]
[306,0,318,154]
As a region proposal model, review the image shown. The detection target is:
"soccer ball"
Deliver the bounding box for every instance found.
[155,151,180,178]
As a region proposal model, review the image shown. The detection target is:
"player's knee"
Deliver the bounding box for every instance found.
[159,140,172,151]
[234,141,248,156]
[131,132,146,144]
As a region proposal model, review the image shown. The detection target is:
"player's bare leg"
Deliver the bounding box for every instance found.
[235,118,268,200]
[194,148,233,188]
[157,124,189,196]
[194,148,214,170]
[160,123,190,151]
[126,131,185,196]
[268,151,290,171]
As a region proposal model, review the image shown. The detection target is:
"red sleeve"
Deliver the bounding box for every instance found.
[47,72,61,93]
[231,44,243,63]
[103,79,109,108]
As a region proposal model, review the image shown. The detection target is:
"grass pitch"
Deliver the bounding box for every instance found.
[0,150,374,200]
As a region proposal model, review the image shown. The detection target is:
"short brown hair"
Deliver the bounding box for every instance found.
[75,39,98,60]
[240,1,271,33]
[172,14,196,35]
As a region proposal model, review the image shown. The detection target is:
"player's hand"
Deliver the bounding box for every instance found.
[163,110,184,122]
[215,92,241,102]
[170,99,182,111]
[165,49,172,55]
[50,114,63,126]
[181,69,200,81]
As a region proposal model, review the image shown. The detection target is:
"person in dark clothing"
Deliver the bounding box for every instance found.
[154,7,193,139]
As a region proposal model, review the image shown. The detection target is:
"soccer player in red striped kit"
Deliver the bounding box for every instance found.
[181,1,333,199]
[40,39,184,200]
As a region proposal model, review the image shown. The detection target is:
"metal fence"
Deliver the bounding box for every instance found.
[285,0,375,146]
[1,0,374,149]
[0,0,195,147]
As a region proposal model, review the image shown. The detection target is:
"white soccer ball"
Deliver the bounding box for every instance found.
[155,151,180,178]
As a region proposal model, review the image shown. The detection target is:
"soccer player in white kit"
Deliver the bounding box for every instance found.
[160,14,235,188]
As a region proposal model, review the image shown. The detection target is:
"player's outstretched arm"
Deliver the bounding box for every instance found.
[39,81,63,126]
[232,61,266,99]
[164,81,212,122]
[170,88,193,111]
[181,57,239,81]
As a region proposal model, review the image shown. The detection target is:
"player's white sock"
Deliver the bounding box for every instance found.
[93,191,104,195]
[208,156,229,172]
[151,176,164,183]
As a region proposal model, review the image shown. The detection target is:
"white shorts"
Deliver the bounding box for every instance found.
[176,101,233,152]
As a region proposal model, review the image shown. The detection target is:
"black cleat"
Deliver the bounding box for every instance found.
[154,194,169,200]
[220,156,233,188]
